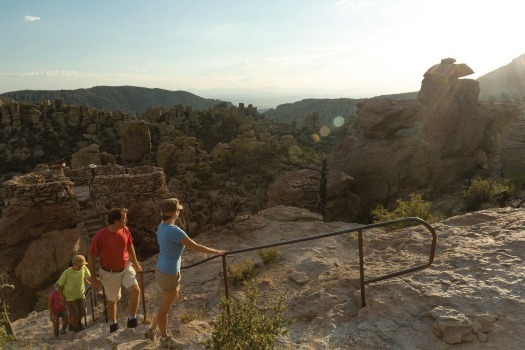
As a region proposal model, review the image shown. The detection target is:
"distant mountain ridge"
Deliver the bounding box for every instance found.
[2,54,524,123]
[0,86,226,114]
[262,98,362,126]
[478,53,525,100]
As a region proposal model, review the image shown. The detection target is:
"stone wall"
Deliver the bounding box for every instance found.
[91,168,169,203]
[65,164,165,185]
[2,171,75,207]
[0,171,79,246]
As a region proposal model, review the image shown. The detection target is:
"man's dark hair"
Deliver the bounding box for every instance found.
[107,208,128,225]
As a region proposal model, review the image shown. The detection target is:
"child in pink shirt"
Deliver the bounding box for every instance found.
[48,283,69,337]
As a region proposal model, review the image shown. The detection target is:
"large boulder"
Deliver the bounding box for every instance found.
[0,202,79,245]
[357,99,421,138]
[14,227,87,288]
[70,144,101,169]
[267,168,361,221]
[119,120,152,164]
[329,136,440,210]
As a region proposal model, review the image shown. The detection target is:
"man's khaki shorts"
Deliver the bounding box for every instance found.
[99,261,138,302]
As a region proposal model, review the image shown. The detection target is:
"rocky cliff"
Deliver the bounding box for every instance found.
[268,58,523,221]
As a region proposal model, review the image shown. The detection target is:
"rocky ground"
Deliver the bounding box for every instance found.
[7,206,525,349]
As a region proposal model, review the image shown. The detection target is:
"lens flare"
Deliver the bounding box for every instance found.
[320,126,331,137]
[333,116,345,127]
[311,134,320,143]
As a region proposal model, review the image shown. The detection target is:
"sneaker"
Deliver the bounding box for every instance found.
[144,328,156,340]
[127,317,138,328]
[109,323,120,333]
[59,329,67,335]
[73,323,86,333]
[159,336,182,349]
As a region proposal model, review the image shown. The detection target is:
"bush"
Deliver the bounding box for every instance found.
[228,259,258,286]
[463,176,515,210]
[206,286,290,350]
[371,193,434,229]
[0,310,15,346]
[258,248,281,264]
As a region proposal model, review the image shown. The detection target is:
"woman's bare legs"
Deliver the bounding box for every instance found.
[157,289,179,338]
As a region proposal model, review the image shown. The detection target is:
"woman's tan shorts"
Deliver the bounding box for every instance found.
[155,267,181,292]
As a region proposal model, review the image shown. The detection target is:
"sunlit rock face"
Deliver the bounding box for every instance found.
[326,57,520,216]
[418,58,486,158]
[357,98,421,138]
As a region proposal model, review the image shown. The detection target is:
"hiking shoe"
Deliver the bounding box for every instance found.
[159,336,182,349]
[59,328,67,335]
[144,328,156,340]
[109,323,120,333]
[73,325,85,333]
[68,324,74,331]
[127,317,138,328]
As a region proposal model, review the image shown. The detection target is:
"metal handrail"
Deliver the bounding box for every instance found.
[138,216,436,319]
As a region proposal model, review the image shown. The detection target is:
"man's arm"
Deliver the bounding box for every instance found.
[127,244,142,272]
[87,254,100,291]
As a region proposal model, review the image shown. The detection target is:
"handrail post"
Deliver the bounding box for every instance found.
[102,286,108,323]
[90,288,95,322]
[139,272,147,322]
[221,254,230,320]
[358,229,366,307]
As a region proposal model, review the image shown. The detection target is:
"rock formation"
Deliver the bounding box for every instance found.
[0,164,172,321]
[326,58,519,219]
[119,120,152,165]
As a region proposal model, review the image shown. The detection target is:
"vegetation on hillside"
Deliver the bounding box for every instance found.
[206,286,290,350]
[0,86,224,114]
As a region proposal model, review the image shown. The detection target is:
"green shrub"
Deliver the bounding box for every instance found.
[228,259,258,286]
[463,176,515,210]
[0,310,15,346]
[258,248,281,264]
[206,286,290,350]
[371,193,434,229]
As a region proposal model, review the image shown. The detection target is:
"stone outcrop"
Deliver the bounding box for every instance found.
[14,227,87,288]
[419,58,487,157]
[119,120,152,165]
[267,168,361,222]
[155,137,209,173]
[357,99,420,138]
[229,123,263,150]
[70,144,101,169]
[0,171,79,246]
[330,135,440,205]
[325,58,519,216]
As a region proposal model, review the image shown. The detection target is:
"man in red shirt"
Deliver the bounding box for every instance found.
[88,208,142,333]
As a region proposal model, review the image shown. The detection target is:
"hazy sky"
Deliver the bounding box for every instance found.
[1,0,524,107]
